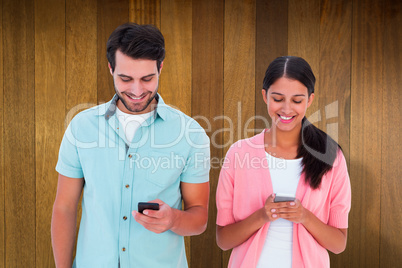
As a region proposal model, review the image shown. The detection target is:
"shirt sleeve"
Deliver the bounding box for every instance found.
[180,127,210,184]
[328,150,351,228]
[216,146,236,226]
[55,119,84,179]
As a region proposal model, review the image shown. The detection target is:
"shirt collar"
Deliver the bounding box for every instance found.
[101,93,167,121]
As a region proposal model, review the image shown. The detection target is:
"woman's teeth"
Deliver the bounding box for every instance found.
[279,115,293,120]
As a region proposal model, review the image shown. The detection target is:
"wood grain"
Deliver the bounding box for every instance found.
[129,0,161,27]
[97,0,129,104]
[191,0,224,267]
[160,0,193,261]
[288,0,320,121]
[316,1,352,266]
[350,0,384,266]
[34,0,65,267]
[224,0,256,144]
[380,0,402,266]
[0,1,4,266]
[66,0,97,260]
[160,0,192,116]
[0,1,400,267]
[3,0,36,266]
[223,0,256,266]
[255,0,288,133]
[66,0,97,110]
[317,0,352,163]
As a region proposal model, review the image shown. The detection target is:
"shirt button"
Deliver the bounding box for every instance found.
[125,184,130,188]
[122,247,126,252]
[123,216,127,220]
[128,154,132,158]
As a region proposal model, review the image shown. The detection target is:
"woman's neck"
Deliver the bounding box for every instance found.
[266,124,301,148]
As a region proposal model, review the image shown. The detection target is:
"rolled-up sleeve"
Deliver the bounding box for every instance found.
[216,146,237,226]
[328,151,351,228]
[180,128,210,184]
[56,120,84,179]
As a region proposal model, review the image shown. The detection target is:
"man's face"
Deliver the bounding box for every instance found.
[109,50,162,114]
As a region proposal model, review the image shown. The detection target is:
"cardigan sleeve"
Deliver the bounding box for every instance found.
[216,168,237,226]
[328,150,351,228]
[216,145,237,226]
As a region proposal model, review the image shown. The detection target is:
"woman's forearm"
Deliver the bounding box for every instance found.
[216,208,267,251]
[302,210,348,254]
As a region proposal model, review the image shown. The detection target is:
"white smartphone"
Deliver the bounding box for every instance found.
[274,193,295,203]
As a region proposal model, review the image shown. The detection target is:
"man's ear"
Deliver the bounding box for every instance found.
[108,62,113,75]
[159,61,164,74]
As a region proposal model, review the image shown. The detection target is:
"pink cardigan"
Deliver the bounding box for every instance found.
[216,131,351,268]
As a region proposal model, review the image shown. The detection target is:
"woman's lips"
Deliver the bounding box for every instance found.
[278,114,295,123]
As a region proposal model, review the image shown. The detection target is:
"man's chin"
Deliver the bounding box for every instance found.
[123,98,154,114]
[125,104,148,113]
[118,91,157,114]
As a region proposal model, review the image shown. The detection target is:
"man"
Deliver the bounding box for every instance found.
[51,23,210,268]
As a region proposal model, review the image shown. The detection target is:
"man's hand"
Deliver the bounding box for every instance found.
[132,199,177,234]
[132,181,209,236]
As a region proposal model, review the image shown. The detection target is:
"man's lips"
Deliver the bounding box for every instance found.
[125,93,146,102]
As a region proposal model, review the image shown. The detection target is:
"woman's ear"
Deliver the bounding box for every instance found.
[307,93,315,108]
[262,89,268,104]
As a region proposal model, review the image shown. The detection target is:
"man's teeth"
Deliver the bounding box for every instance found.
[129,95,142,100]
[280,115,293,120]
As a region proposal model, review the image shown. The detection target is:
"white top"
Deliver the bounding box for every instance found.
[115,107,155,143]
[256,152,303,268]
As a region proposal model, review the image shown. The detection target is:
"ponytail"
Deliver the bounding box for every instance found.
[297,117,340,189]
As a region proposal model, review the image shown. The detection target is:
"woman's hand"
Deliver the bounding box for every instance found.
[263,194,302,223]
[273,198,308,224]
[273,198,348,254]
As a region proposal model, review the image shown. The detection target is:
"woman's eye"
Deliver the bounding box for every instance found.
[293,100,302,104]
[273,98,283,102]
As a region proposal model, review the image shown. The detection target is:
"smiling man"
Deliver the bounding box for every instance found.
[51,23,210,268]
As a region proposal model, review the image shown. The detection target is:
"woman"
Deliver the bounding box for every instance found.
[216,56,351,268]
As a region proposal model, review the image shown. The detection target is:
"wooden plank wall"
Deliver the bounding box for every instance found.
[0,0,400,267]
[381,0,401,266]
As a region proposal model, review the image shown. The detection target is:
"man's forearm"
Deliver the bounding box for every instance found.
[51,207,77,268]
[170,206,208,236]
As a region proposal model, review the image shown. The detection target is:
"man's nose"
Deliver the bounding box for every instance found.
[130,81,142,95]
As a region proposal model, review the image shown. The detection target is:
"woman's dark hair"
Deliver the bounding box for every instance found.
[107,22,165,72]
[263,56,340,189]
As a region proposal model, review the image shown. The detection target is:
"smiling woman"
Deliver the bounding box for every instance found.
[262,77,314,133]
[216,56,351,268]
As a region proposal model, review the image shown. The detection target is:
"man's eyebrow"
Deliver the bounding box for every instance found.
[271,92,306,97]
[142,73,156,79]
[117,73,156,79]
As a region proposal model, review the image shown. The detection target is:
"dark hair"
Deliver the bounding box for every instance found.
[107,23,165,72]
[262,56,340,189]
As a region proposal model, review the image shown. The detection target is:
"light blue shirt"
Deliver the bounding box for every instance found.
[56,94,210,268]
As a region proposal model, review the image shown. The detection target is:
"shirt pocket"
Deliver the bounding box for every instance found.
[145,151,186,188]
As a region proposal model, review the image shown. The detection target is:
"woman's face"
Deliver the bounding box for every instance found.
[263,77,314,133]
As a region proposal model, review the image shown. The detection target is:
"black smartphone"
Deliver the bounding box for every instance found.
[138,202,160,214]
[274,194,295,203]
